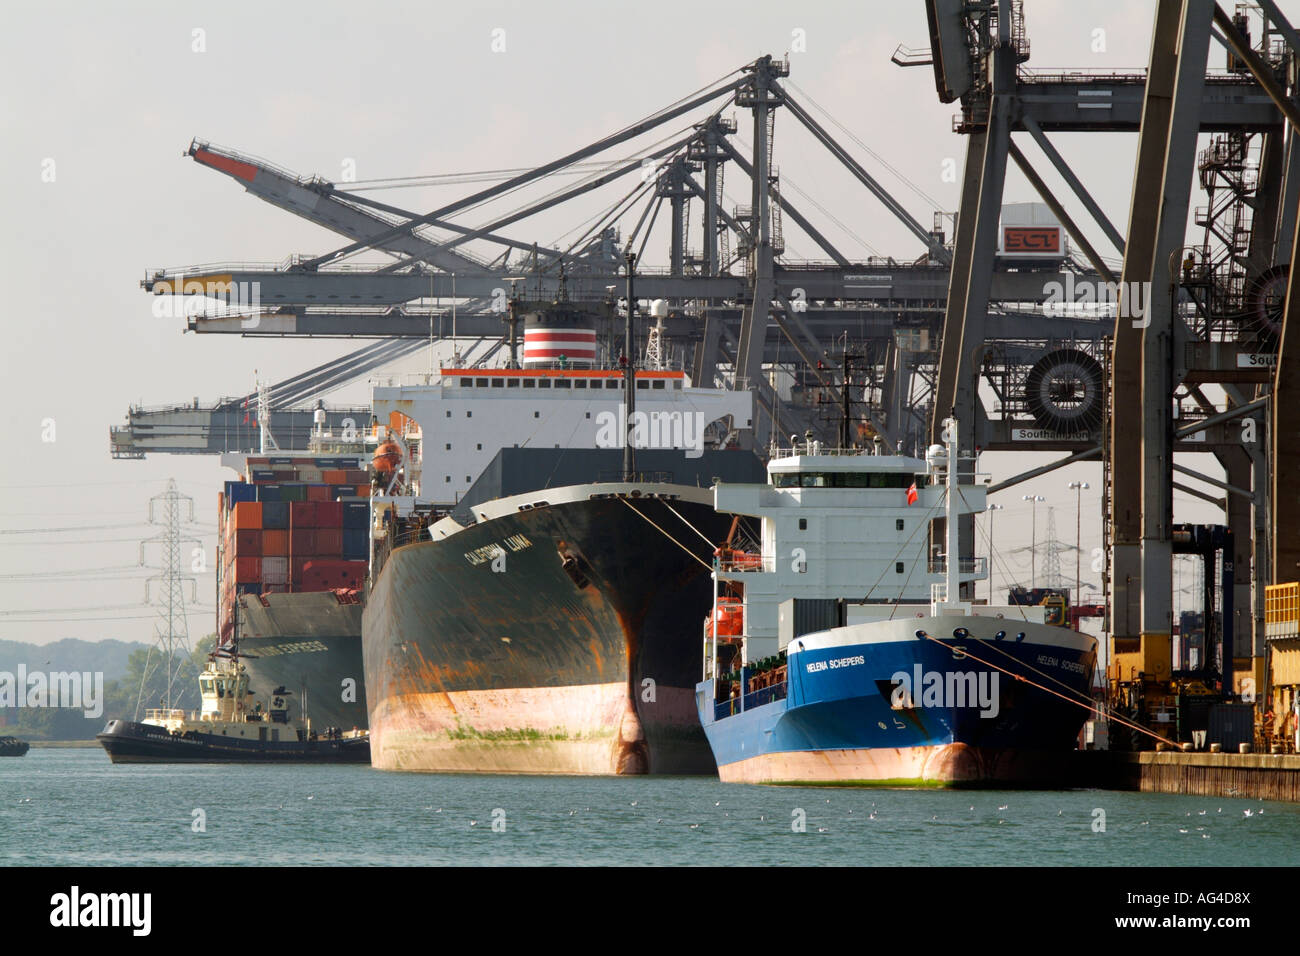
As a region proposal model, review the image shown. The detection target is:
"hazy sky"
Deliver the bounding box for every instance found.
[2,0,1290,646]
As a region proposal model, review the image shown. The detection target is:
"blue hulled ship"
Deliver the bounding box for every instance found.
[696,418,1098,786]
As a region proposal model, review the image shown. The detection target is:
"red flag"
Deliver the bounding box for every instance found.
[906,482,918,506]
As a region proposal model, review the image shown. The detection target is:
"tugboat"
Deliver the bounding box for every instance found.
[97,647,369,764]
[0,736,30,757]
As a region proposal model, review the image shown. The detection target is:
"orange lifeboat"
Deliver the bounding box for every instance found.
[372,438,402,476]
[704,596,744,639]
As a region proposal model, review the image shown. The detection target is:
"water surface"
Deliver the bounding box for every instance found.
[3,749,1296,866]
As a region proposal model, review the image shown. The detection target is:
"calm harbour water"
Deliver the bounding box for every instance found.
[2,749,1297,866]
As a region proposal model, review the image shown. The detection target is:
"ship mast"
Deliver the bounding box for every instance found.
[945,411,960,606]
[256,379,278,453]
[623,250,637,481]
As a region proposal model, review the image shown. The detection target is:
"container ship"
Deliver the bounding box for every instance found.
[217,438,374,732]
[361,293,759,774]
[695,417,1099,787]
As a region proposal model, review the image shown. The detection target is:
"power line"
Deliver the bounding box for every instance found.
[0,479,176,490]
[0,563,145,579]
[0,509,143,517]
[0,610,214,624]
[0,522,152,535]
[0,530,215,547]
[0,576,157,586]
[0,602,151,616]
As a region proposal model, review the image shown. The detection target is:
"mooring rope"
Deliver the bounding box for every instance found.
[619,497,712,571]
[663,500,720,549]
[916,630,1179,749]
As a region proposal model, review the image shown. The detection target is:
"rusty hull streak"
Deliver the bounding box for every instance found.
[553,498,705,775]
[364,490,730,774]
[547,531,645,772]
[613,606,650,774]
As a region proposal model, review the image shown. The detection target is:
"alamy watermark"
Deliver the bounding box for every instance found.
[151,273,263,327]
[1043,274,1150,327]
[889,665,1000,718]
[0,666,104,718]
[594,408,705,458]
[50,886,150,936]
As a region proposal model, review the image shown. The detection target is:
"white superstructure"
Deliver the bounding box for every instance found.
[714,446,993,661]
[372,368,752,505]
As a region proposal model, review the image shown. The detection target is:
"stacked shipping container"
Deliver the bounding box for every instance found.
[217,456,371,642]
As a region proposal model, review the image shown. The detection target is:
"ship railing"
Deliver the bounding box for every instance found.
[594,470,676,484]
[926,557,988,576]
[717,553,775,573]
[714,682,787,720]
[779,256,907,271]
[767,446,874,459]
[392,525,430,548]
[144,708,186,722]
[143,258,400,282]
[743,682,787,712]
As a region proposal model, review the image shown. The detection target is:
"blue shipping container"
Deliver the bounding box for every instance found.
[342,502,369,529]
[342,529,369,560]
[224,481,257,506]
[262,501,290,530]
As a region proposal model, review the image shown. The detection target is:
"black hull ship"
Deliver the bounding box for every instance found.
[98,719,369,763]
[363,453,759,775]
[236,591,367,732]
[360,284,757,775]
[98,651,369,764]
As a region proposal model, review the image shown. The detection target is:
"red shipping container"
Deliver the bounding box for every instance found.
[234,557,261,583]
[291,557,314,585]
[232,501,263,529]
[302,559,367,591]
[322,469,347,484]
[355,485,370,497]
[345,469,368,484]
[307,484,330,502]
[290,501,317,528]
[262,530,289,556]
[315,528,343,555]
[291,529,317,554]
[234,529,262,557]
[315,502,343,528]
